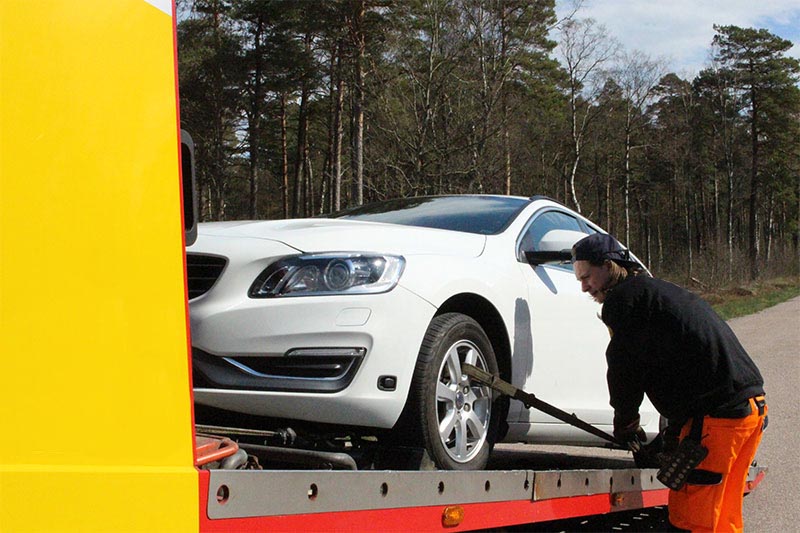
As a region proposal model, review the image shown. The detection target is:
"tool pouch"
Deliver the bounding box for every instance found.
[656,416,708,491]
[656,438,708,490]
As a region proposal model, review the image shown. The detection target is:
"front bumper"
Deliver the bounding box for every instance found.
[190,285,436,428]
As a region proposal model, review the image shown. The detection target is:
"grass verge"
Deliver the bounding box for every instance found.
[701,277,800,320]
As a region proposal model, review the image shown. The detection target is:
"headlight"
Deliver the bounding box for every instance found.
[248,253,405,298]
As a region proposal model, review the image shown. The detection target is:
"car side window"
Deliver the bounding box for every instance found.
[520,211,584,251]
[518,210,585,270]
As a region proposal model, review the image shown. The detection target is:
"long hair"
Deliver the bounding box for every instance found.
[607,260,632,285]
[586,258,641,285]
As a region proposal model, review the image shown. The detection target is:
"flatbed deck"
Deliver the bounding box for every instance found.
[197,440,766,531]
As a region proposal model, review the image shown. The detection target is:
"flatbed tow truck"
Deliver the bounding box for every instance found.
[0,2,765,531]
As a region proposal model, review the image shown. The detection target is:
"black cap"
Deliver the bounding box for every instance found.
[572,233,637,266]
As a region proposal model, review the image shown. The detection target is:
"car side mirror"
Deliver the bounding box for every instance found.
[525,250,572,266]
[524,229,586,266]
[181,130,199,246]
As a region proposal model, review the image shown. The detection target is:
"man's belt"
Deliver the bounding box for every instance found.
[709,395,766,419]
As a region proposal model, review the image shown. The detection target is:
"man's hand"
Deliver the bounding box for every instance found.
[614,416,647,452]
[633,432,670,468]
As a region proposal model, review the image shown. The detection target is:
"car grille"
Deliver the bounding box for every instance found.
[186,253,227,299]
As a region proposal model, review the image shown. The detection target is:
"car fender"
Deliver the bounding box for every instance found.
[398,253,521,351]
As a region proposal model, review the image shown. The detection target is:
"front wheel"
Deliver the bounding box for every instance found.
[404,313,500,470]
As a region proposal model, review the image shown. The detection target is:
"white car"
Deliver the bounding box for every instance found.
[187,195,659,470]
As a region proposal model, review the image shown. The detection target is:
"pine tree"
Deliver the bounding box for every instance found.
[712,25,800,279]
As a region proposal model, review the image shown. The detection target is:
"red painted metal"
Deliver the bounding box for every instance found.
[195,436,239,467]
[746,470,766,493]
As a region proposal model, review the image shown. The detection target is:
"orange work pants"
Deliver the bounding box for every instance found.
[668,397,767,532]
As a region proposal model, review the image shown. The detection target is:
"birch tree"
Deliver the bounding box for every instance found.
[558,17,617,213]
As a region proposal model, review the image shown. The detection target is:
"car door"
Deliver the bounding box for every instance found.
[515,209,614,430]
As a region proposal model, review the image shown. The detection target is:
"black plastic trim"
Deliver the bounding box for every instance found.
[186,253,228,299]
[192,348,363,393]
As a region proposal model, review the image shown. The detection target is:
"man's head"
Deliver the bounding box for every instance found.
[572,234,635,303]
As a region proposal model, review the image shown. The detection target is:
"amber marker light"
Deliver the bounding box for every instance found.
[442,505,465,527]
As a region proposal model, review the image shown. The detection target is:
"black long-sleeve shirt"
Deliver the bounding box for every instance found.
[601,275,764,426]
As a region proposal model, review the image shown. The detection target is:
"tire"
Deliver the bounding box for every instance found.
[404,313,500,470]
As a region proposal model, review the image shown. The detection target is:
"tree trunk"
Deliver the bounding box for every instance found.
[306,154,315,216]
[248,135,259,219]
[503,105,511,196]
[713,171,720,246]
[293,33,312,218]
[569,151,582,214]
[501,6,511,196]
[333,41,344,211]
[323,43,336,215]
[319,159,328,215]
[280,93,289,219]
[727,167,734,281]
[247,16,264,219]
[568,85,583,213]
[605,172,612,234]
[697,172,707,252]
[657,222,663,272]
[748,78,760,279]
[623,130,631,246]
[594,154,603,227]
[351,0,365,206]
[644,194,651,267]
[686,187,693,281]
[795,179,800,257]
[210,3,225,221]
[765,193,774,262]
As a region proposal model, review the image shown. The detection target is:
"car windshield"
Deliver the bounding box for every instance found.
[328,196,530,235]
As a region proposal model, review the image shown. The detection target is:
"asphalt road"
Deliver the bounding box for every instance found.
[489,295,800,531]
[734,296,800,530]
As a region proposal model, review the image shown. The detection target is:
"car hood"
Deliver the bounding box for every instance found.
[196,218,486,257]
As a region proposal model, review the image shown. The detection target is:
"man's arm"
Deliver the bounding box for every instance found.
[605,320,646,447]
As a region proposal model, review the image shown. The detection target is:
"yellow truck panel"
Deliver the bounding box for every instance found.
[1,1,197,530]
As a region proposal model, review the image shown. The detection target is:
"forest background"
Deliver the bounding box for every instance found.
[177,0,800,289]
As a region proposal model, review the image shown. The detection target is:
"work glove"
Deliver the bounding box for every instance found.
[632,431,675,469]
[661,421,682,455]
[614,416,647,452]
[634,421,682,468]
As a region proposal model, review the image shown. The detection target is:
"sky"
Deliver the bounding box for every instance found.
[555,0,800,78]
